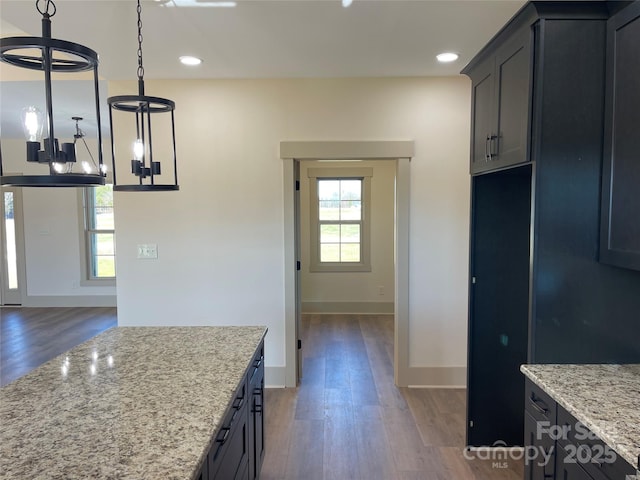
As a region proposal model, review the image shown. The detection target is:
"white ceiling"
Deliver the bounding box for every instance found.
[0,0,526,137]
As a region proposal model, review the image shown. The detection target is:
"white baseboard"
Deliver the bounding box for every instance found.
[405,366,467,388]
[302,301,394,315]
[24,295,117,308]
[265,366,287,388]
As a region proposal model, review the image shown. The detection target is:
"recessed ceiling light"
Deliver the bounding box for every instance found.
[179,56,202,66]
[342,0,353,7]
[436,52,459,63]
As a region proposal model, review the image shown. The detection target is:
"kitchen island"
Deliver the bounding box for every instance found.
[521,364,640,480]
[0,326,267,480]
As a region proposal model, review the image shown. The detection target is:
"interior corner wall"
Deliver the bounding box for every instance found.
[110,77,471,386]
[299,160,395,314]
[1,139,116,306]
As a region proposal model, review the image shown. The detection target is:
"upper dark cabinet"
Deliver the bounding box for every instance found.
[464,25,531,174]
[600,1,640,271]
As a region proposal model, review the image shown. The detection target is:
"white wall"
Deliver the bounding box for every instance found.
[1,139,116,305]
[110,77,471,386]
[299,160,395,312]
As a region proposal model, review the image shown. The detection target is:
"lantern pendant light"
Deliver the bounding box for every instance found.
[107,0,179,192]
[0,0,106,187]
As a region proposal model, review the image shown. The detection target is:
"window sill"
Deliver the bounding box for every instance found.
[80,279,116,287]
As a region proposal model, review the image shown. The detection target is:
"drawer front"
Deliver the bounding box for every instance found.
[557,406,636,480]
[525,378,557,423]
[209,378,249,479]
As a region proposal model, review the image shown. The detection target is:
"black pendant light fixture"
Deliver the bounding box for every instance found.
[0,0,106,187]
[107,0,179,192]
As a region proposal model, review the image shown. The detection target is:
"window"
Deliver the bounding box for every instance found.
[80,184,115,282]
[308,167,372,272]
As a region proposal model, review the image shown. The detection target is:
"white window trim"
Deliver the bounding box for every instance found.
[77,188,116,286]
[308,167,373,272]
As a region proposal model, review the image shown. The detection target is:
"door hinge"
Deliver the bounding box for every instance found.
[298,339,302,350]
[469,420,474,428]
[471,276,476,284]
[295,180,300,191]
[296,261,301,271]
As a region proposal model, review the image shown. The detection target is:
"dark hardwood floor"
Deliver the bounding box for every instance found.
[261,313,524,480]
[1,308,523,479]
[0,306,117,386]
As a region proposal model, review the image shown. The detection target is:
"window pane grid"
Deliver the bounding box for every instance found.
[317,178,362,263]
[85,185,115,279]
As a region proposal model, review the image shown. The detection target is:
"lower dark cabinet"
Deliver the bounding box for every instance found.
[210,381,249,480]
[197,340,265,480]
[556,446,595,480]
[524,379,557,480]
[248,344,265,480]
[523,378,636,480]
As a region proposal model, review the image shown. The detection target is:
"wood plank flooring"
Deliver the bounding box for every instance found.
[260,314,524,480]
[0,306,117,386]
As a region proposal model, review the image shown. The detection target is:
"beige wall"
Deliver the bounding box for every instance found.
[299,159,395,312]
[110,76,472,385]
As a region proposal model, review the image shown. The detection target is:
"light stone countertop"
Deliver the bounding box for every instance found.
[521,364,640,475]
[0,326,267,480]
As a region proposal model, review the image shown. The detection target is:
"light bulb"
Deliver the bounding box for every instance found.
[82,161,92,174]
[53,163,65,173]
[22,106,44,142]
[133,139,145,161]
[100,164,108,174]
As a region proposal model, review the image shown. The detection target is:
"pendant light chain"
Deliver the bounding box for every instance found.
[136,0,145,82]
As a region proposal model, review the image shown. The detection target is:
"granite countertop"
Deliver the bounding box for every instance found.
[0,326,267,480]
[521,364,640,473]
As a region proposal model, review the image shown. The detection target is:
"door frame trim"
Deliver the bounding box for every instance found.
[281,140,414,387]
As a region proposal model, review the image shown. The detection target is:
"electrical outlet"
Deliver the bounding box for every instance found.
[378,285,384,296]
[137,244,158,259]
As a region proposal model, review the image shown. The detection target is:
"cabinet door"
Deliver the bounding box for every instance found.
[600,2,640,271]
[469,26,531,175]
[524,412,555,480]
[493,27,531,169]
[556,446,596,480]
[469,58,495,174]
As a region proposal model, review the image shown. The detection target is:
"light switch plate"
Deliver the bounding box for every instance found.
[137,244,158,259]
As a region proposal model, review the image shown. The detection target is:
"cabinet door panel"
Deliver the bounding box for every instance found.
[556,447,596,480]
[524,411,556,480]
[600,2,640,270]
[470,60,495,174]
[494,29,531,169]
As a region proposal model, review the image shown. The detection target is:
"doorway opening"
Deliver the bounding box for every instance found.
[281,140,414,388]
[1,186,26,305]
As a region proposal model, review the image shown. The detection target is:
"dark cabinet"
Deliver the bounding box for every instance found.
[555,446,595,480]
[524,379,556,480]
[466,25,531,174]
[522,380,636,480]
[600,1,640,271]
[248,343,265,480]
[196,340,265,480]
[462,0,640,449]
[210,380,249,480]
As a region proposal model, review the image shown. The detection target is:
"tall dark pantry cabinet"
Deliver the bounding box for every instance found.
[463,1,640,449]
